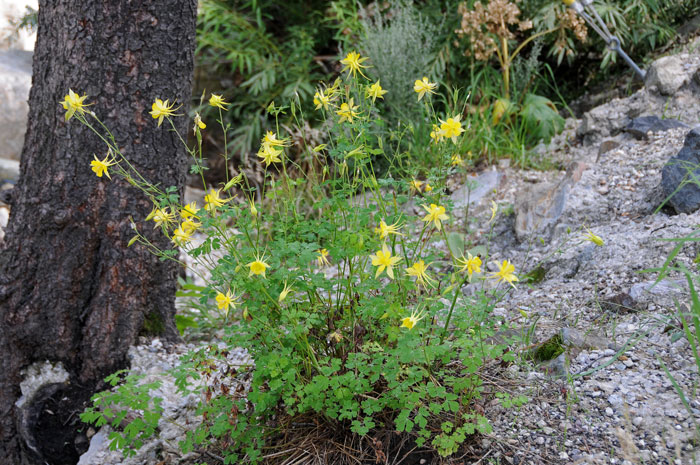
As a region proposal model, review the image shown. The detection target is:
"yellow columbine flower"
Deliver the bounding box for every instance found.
[424,183,433,193]
[216,289,240,316]
[314,89,332,110]
[263,131,289,147]
[430,124,444,143]
[328,330,343,343]
[451,154,464,166]
[181,202,200,219]
[584,228,604,246]
[410,179,423,193]
[456,252,482,278]
[278,280,293,303]
[366,80,387,103]
[247,254,270,278]
[414,77,437,101]
[374,220,404,239]
[257,143,283,166]
[326,78,341,96]
[370,244,402,279]
[90,153,116,179]
[193,113,206,133]
[490,260,519,287]
[146,207,176,228]
[209,93,230,110]
[422,203,449,231]
[316,249,330,267]
[340,51,369,78]
[181,218,201,235]
[406,260,435,288]
[172,225,193,246]
[439,115,466,143]
[336,98,359,124]
[204,188,231,212]
[400,309,425,330]
[60,89,89,121]
[149,98,178,127]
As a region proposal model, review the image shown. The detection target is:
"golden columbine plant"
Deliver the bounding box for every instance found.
[73,52,525,462]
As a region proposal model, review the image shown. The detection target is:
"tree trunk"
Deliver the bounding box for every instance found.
[0,1,197,463]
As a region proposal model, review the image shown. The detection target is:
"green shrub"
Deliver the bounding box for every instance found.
[68,53,526,462]
[359,0,445,123]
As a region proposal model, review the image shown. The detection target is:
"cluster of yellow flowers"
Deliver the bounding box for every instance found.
[67,46,589,335]
[410,179,433,193]
[257,130,289,167]
[143,202,202,247]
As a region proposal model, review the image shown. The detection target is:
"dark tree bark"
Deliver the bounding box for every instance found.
[0,1,197,463]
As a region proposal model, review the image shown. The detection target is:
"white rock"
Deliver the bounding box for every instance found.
[450,168,500,218]
[77,428,110,465]
[645,55,690,95]
[16,361,70,408]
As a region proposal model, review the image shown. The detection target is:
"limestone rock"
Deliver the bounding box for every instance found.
[514,161,587,242]
[645,55,690,96]
[560,328,617,351]
[629,279,685,302]
[577,91,651,145]
[450,168,500,219]
[661,127,700,213]
[0,49,32,161]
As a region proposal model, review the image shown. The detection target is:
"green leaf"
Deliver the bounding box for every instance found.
[447,232,465,259]
[519,94,565,144]
[175,314,198,334]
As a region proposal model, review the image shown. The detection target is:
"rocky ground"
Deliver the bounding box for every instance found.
[3,38,700,465]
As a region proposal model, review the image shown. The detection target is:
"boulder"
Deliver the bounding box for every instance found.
[0,49,32,161]
[450,168,500,219]
[624,115,688,140]
[514,161,587,242]
[661,127,700,214]
[645,55,690,96]
[577,90,652,145]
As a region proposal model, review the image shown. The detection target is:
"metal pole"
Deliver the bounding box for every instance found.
[564,0,646,79]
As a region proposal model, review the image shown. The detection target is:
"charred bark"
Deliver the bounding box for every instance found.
[0,1,197,463]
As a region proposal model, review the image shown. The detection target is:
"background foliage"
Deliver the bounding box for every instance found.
[190,0,700,176]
